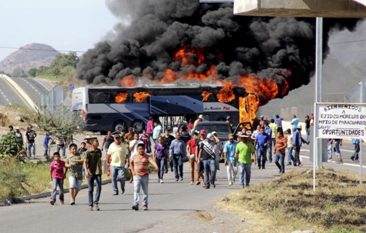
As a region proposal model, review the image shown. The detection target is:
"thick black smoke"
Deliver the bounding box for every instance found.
[76,0,362,96]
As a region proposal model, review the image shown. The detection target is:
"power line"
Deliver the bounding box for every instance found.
[0,46,86,53]
[329,38,366,45]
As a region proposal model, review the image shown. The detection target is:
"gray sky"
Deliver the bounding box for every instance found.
[0,0,119,61]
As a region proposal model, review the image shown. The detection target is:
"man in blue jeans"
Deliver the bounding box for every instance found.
[107,134,129,195]
[169,132,187,181]
[351,138,362,161]
[84,137,102,211]
[198,133,220,189]
[234,134,256,188]
[254,127,271,169]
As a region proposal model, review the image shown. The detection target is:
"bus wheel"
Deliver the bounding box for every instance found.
[113,120,127,132]
[131,120,145,133]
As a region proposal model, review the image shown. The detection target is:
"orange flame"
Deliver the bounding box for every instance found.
[217,81,235,103]
[134,92,151,103]
[115,92,128,103]
[119,75,135,87]
[202,91,212,101]
[239,94,260,125]
[174,48,205,65]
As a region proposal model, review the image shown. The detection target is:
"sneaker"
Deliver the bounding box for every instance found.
[213,184,216,188]
[258,166,261,169]
[70,199,75,205]
[176,178,179,181]
[262,166,266,169]
[60,200,64,205]
[287,162,292,165]
[113,192,119,196]
[132,205,139,211]
[143,205,148,211]
[205,186,210,189]
[160,179,163,184]
[50,199,55,205]
[180,177,183,181]
[351,157,355,161]
[122,187,125,194]
[228,182,233,186]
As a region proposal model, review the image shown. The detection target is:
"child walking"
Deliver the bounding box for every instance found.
[65,143,84,205]
[50,152,66,205]
[130,143,159,211]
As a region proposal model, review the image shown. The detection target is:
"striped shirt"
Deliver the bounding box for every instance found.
[275,136,287,154]
[131,153,151,177]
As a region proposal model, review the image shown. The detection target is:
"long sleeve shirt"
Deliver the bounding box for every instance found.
[292,130,307,147]
[169,139,187,157]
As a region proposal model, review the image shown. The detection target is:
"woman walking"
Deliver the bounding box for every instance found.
[152,136,168,183]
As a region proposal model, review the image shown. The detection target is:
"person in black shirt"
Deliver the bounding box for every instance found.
[305,116,310,142]
[25,127,37,159]
[163,129,175,173]
[102,131,114,155]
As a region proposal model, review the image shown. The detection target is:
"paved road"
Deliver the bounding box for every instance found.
[11,77,53,105]
[1,141,366,233]
[0,76,31,107]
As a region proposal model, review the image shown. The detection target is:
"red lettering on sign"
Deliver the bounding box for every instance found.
[223,106,230,110]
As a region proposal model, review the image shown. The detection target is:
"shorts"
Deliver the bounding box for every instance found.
[69,176,82,191]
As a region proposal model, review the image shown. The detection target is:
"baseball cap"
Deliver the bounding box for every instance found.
[226,116,231,120]
[207,133,213,140]
[15,127,20,130]
[212,131,217,135]
[200,129,207,135]
[198,114,204,119]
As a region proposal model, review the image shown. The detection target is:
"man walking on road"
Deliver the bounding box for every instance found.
[107,133,129,195]
[254,127,271,169]
[25,127,37,159]
[292,125,309,167]
[305,116,311,142]
[224,133,238,185]
[102,131,114,155]
[351,138,362,161]
[274,131,287,174]
[198,133,219,189]
[130,143,159,211]
[169,132,187,181]
[291,115,299,133]
[153,122,162,144]
[269,119,278,162]
[235,134,256,188]
[84,137,102,211]
[163,129,175,173]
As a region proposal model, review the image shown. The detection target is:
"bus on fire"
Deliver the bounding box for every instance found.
[72,84,246,134]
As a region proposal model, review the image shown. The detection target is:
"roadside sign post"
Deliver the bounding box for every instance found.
[315,102,366,188]
[360,81,363,185]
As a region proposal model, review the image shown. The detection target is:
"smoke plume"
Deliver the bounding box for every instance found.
[76,0,362,103]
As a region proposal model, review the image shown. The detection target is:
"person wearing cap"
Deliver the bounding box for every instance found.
[84,135,94,149]
[224,134,238,185]
[292,125,309,167]
[130,142,159,211]
[274,131,287,174]
[234,134,256,188]
[254,127,271,169]
[198,133,219,189]
[226,116,235,131]
[84,137,102,211]
[193,114,204,131]
[107,133,129,195]
[169,132,187,181]
[186,131,199,185]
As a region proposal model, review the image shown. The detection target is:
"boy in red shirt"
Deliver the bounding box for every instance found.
[49,152,66,205]
[186,132,200,185]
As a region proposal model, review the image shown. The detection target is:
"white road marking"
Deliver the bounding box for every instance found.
[0,87,12,105]
[300,155,366,168]
[33,78,52,92]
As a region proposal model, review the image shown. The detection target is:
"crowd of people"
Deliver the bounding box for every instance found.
[7,112,360,211]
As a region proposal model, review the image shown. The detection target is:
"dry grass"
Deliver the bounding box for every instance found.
[217,169,366,233]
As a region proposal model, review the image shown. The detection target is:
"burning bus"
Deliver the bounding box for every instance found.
[72,83,250,133]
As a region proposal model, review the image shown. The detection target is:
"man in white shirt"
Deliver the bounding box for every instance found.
[107,133,129,195]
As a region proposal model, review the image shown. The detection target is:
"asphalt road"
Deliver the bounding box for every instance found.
[1,141,366,233]
[0,76,30,107]
[11,77,53,105]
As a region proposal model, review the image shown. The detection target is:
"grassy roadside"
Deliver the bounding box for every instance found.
[217,169,366,233]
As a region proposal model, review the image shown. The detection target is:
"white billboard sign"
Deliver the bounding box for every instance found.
[316,102,366,139]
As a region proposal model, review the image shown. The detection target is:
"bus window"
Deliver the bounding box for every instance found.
[115,92,129,103]
[89,90,113,103]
